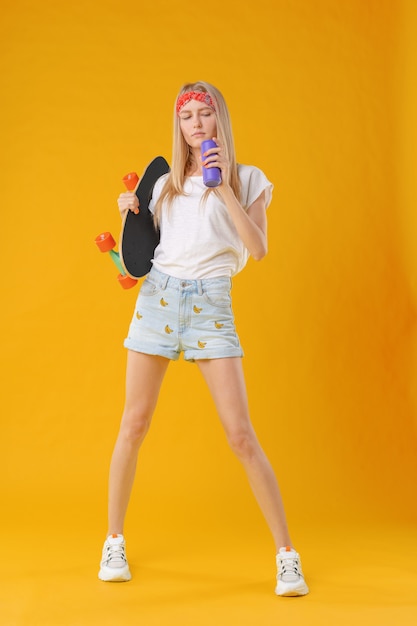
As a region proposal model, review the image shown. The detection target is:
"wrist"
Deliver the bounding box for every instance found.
[218,181,234,198]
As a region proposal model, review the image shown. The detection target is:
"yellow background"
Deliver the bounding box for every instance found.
[1,0,416,624]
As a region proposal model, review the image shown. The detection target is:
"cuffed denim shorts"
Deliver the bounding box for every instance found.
[124,266,243,361]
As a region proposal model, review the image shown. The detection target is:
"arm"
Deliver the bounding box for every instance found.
[202,137,268,260]
[218,186,268,261]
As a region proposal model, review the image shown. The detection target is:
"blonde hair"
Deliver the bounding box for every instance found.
[153,81,241,225]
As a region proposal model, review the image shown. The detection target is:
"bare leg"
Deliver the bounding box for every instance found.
[107,351,169,536]
[196,357,291,552]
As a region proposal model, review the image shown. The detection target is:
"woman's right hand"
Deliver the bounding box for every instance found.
[117,191,139,217]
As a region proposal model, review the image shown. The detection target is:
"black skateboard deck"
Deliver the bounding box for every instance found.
[120,156,170,278]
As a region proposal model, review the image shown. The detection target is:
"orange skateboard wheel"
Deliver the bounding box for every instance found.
[95,231,116,253]
[122,172,139,191]
[117,273,138,289]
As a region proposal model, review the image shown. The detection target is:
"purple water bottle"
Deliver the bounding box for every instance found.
[201,139,222,188]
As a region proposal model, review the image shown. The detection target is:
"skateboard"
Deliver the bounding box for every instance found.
[95,156,170,288]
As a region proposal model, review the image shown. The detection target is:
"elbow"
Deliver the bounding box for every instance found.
[251,245,268,262]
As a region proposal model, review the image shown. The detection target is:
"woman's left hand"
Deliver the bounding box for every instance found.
[201,137,229,185]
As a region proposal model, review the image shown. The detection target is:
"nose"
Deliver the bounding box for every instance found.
[193,117,202,128]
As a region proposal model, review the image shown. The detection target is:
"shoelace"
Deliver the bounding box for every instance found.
[104,542,127,567]
[278,555,301,580]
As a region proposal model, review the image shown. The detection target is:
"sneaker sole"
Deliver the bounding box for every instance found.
[98,565,132,582]
[275,582,309,597]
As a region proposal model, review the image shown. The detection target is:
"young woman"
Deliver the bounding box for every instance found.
[98,82,309,597]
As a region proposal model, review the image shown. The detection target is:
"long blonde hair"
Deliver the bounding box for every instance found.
[153,81,241,225]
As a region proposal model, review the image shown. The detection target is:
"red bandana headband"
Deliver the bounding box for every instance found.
[176,91,216,115]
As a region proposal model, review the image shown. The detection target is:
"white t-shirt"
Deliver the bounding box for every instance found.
[148,164,273,279]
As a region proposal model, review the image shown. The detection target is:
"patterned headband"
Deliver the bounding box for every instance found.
[176,91,216,115]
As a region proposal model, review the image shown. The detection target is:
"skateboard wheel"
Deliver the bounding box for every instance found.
[95,232,116,253]
[123,172,139,191]
[117,273,138,289]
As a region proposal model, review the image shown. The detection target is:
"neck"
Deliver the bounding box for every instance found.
[186,148,203,176]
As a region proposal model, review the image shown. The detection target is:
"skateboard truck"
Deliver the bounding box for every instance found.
[95,232,138,289]
[94,171,140,289]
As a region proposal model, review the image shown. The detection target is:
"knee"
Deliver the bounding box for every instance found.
[119,408,151,446]
[227,429,258,461]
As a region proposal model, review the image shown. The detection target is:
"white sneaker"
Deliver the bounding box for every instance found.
[275,546,309,596]
[98,534,131,582]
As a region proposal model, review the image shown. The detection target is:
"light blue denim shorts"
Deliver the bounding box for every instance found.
[124,266,243,361]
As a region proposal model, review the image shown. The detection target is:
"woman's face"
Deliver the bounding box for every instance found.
[178,99,217,150]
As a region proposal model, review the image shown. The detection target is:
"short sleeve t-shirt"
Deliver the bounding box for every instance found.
[148,164,273,279]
